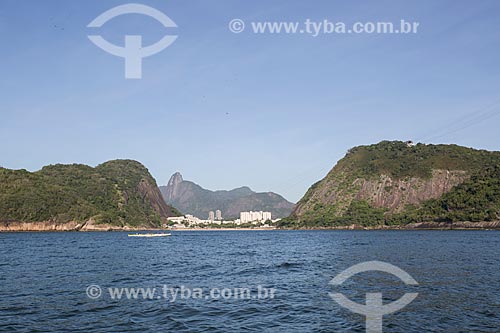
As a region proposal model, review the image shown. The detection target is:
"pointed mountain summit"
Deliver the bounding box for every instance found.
[168,172,183,187]
[159,173,295,219]
[163,172,184,202]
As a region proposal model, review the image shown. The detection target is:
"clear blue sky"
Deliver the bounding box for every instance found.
[1,0,500,202]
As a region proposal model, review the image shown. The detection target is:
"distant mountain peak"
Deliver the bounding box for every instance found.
[167,172,183,187]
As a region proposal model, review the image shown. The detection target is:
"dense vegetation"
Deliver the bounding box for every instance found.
[0,160,176,226]
[283,141,500,228]
[388,165,500,224]
[280,200,387,228]
[339,141,499,179]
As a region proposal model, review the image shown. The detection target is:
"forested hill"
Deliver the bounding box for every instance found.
[284,141,500,228]
[0,160,179,228]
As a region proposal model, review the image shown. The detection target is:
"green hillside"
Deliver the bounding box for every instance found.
[0,160,179,227]
[338,141,498,179]
[284,141,500,228]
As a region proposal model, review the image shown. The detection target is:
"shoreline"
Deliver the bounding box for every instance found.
[168,227,277,231]
[285,221,500,231]
[1,220,499,232]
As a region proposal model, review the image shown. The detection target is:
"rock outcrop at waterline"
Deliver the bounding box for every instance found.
[294,221,500,230]
[0,219,159,232]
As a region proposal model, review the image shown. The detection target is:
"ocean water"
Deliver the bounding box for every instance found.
[0,230,498,332]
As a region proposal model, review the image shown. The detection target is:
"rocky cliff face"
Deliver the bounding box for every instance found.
[294,169,469,217]
[137,177,176,219]
[162,172,184,202]
[159,173,295,219]
[355,170,468,211]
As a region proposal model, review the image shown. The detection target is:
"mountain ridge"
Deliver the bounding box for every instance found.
[160,173,295,219]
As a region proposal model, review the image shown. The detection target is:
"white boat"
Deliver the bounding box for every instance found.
[128,233,171,237]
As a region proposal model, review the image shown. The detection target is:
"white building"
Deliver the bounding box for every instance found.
[262,212,272,221]
[208,211,215,222]
[215,210,222,221]
[240,211,272,223]
[167,214,210,226]
[166,216,185,224]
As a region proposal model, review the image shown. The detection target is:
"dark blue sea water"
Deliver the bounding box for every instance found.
[0,230,498,332]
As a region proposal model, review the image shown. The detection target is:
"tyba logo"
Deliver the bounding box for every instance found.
[87,3,178,79]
